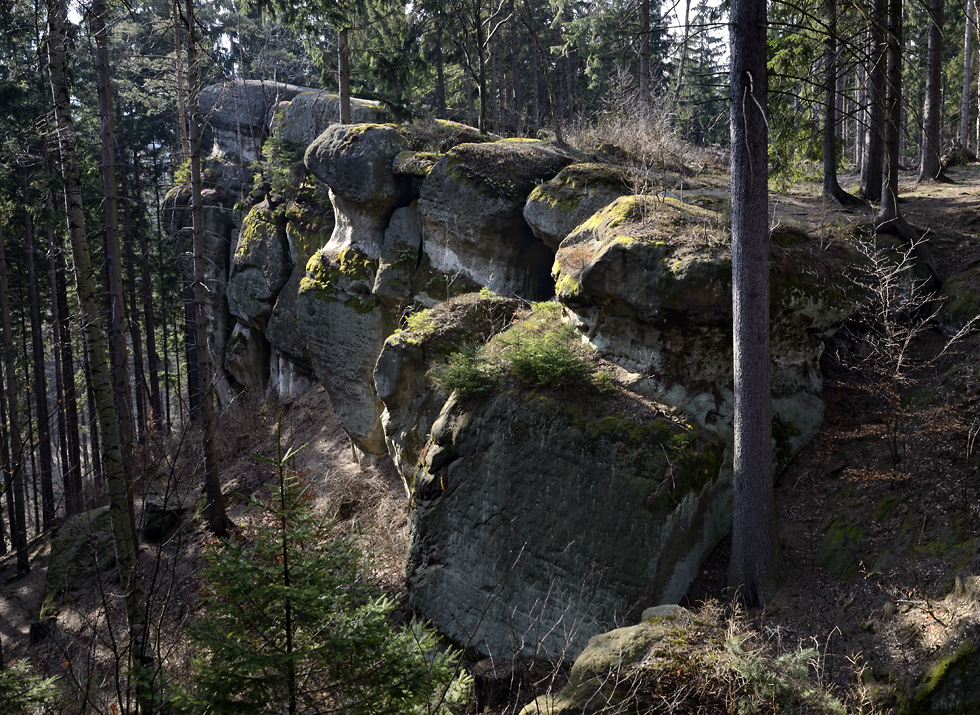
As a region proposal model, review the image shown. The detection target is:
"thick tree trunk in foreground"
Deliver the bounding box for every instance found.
[960,0,975,150]
[861,0,887,201]
[728,0,783,607]
[878,0,903,223]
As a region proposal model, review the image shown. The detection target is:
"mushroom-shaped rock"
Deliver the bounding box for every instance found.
[227,201,291,330]
[418,139,578,299]
[524,162,632,250]
[304,123,409,258]
[405,305,726,660]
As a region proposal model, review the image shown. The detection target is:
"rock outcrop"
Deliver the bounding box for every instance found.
[169,81,866,662]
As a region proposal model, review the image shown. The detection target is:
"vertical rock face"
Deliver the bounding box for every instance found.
[373,300,727,660]
[418,140,579,299]
[227,201,291,330]
[163,167,241,407]
[297,246,394,457]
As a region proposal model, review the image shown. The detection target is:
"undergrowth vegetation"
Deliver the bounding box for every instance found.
[584,602,871,715]
[176,418,470,714]
[431,302,610,398]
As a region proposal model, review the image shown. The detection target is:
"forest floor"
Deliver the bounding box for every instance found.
[3,163,980,713]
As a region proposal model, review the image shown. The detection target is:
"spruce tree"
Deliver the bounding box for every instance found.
[181,419,470,715]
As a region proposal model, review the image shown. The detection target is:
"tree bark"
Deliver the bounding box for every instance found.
[49,219,83,516]
[878,0,904,221]
[960,0,974,151]
[861,0,887,201]
[0,224,30,576]
[184,0,233,539]
[918,0,945,181]
[338,28,351,124]
[22,174,56,530]
[728,0,783,607]
[134,153,163,434]
[639,0,650,104]
[822,0,861,205]
[47,0,151,699]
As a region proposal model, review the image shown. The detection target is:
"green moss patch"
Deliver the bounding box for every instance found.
[817,518,866,579]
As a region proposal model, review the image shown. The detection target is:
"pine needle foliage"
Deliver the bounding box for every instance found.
[178,417,470,715]
[0,661,59,714]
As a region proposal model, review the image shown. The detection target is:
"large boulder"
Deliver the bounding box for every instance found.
[374,292,523,489]
[403,304,727,659]
[296,246,395,457]
[520,606,696,715]
[554,196,855,459]
[305,124,410,258]
[271,90,389,147]
[418,139,578,299]
[227,201,291,330]
[41,507,114,618]
[523,163,632,250]
[200,80,308,161]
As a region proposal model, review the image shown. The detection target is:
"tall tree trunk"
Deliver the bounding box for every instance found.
[879,0,904,221]
[861,0,887,201]
[134,153,162,434]
[173,3,191,161]
[510,2,521,133]
[50,219,83,516]
[92,0,137,537]
[1,355,15,556]
[670,0,692,116]
[728,0,783,607]
[518,0,564,144]
[22,175,56,530]
[435,29,447,119]
[118,134,148,442]
[919,0,945,181]
[639,0,650,104]
[184,0,233,538]
[47,0,152,701]
[0,225,29,576]
[477,8,489,134]
[964,0,976,150]
[338,28,351,124]
[822,0,860,205]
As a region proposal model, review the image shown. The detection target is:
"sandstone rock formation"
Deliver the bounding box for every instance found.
[169,81,866,663]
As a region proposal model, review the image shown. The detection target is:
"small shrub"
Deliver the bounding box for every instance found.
[0,661,59,715]
[432,343,499,399]
[505,324,593,390]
